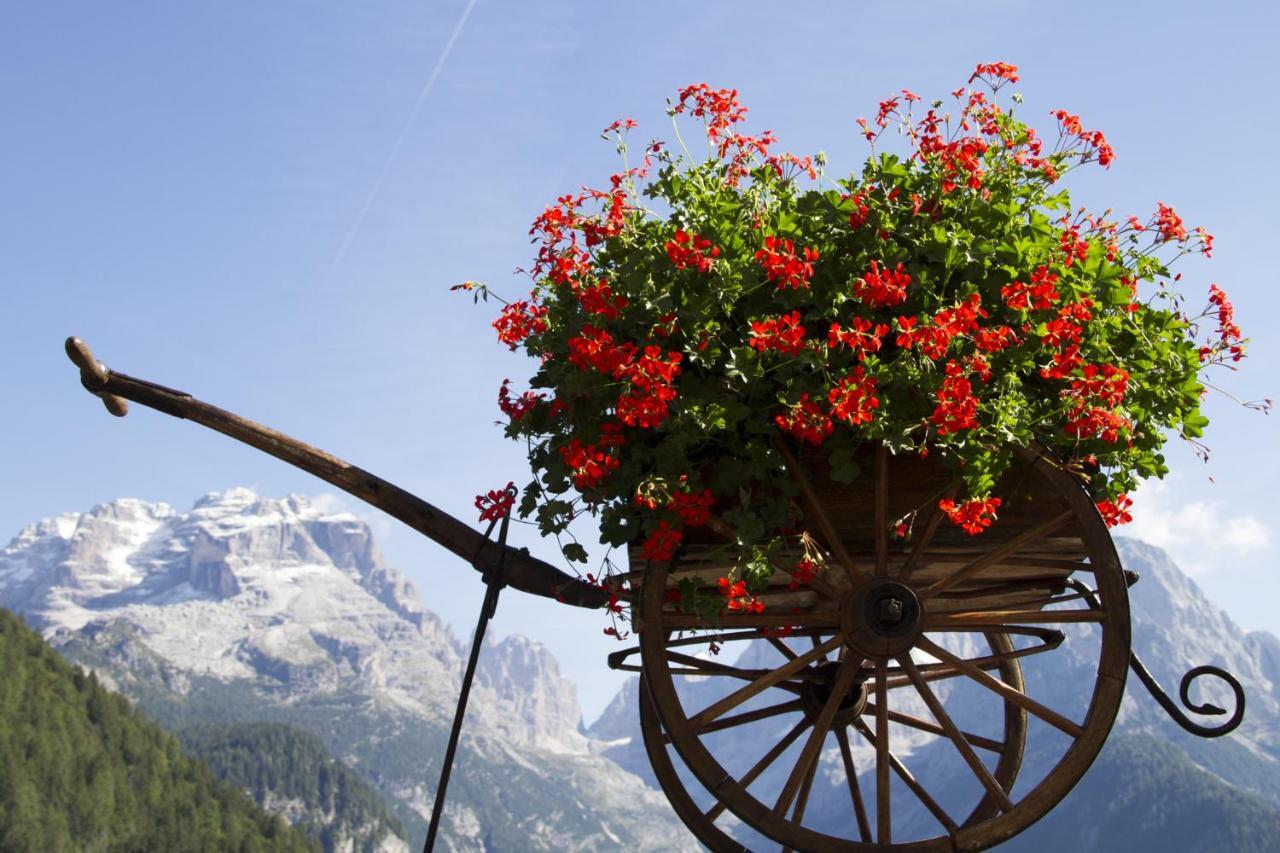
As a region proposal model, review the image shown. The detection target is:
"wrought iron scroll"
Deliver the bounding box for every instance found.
[1064,578,1245,738]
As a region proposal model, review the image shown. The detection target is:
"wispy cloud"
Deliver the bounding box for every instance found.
[1124,474,1270,575]
[331,0,479,267]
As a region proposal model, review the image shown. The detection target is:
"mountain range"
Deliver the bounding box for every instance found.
[2,489,1278,850]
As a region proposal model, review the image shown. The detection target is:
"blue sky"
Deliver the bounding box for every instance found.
[4,2,1278,721]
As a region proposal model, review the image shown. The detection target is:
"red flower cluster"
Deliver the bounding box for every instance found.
[788,558,817,590]
[669,489,716,527]
[1154,202,1188,243]
[897,293,988,359]
[1069,364,1130,408]
[642,520,683,561]
[969,62,1019,84]
[559,438,622,490]
[775,394,834,445]
[494,300,548,350]
[847,190,871,229]
[930,361,980,435]
[498,379,544,422]
[917,118,990,193]
[1064,406,1131,444]
[474,482,516,523]
[568,328,683,428]
[828,367,880,426]
[749,311,807,355]
[939,496,1002,535]
[756,236,819,290]
[1204,284,1245,362]
[973,324,1019,353]
[1096,493,1133,528]
[717,576,764,613]
[1002,265,1061,312]
[1050,109,1115,168]
[828,317,889,360]
[567,326,632,374]
[853,260,911,306]
[1062,361,1132,443]
[673,83,778,185]
[665,230,720,273]
[576,281,629,320]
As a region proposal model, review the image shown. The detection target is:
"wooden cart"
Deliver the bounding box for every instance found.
[65,338,1245,852]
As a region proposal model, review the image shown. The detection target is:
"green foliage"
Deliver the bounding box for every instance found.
[0,609,318,853]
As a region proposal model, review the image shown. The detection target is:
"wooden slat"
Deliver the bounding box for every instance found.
[897,478,960,582]
[924,609,1105,629]
[661,611,840,630]
[919,511,1076,599]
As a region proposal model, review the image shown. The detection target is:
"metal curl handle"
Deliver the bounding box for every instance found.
[1064,578,1246,738]
[1127,656,1246,738]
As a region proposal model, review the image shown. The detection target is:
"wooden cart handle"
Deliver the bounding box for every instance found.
[62,336,608,610]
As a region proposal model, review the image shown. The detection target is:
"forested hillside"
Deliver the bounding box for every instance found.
[180,722,407,852]
[0,608,317,852]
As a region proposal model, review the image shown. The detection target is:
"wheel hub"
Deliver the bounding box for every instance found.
[840,578,924,659]
[800,660,868,725]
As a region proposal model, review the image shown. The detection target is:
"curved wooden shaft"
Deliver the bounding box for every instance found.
[64,337,608,609]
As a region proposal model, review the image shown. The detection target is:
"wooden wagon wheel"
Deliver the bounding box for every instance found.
[634,628,1027,852]
[637,442,1130,851]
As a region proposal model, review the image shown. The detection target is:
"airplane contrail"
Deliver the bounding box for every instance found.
[331,0,479,266]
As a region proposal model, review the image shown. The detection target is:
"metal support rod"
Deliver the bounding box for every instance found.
[424,491,515,852]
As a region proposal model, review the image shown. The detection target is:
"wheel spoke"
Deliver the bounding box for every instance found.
[919,510,1075,599]
[790,741,821,827]
[688,699,806,738]
[773,656,859,816]
[917,636,1084,738]
[688,635,844,731]
[663,651,802,691]
[897,478,960,583]
[834,726,873,842]
[775,439,863,586]
[879,638,1062,692]
[898,654,1015,813]
[863,701,1005,753]
[853,719,957,832]
[767,636,799,661]
[875,444,889,577]
[704,718,809,822]
[874,661,891,844]
[925,609,1104,629]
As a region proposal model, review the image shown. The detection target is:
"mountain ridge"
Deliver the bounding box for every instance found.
[0,489,696,851]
